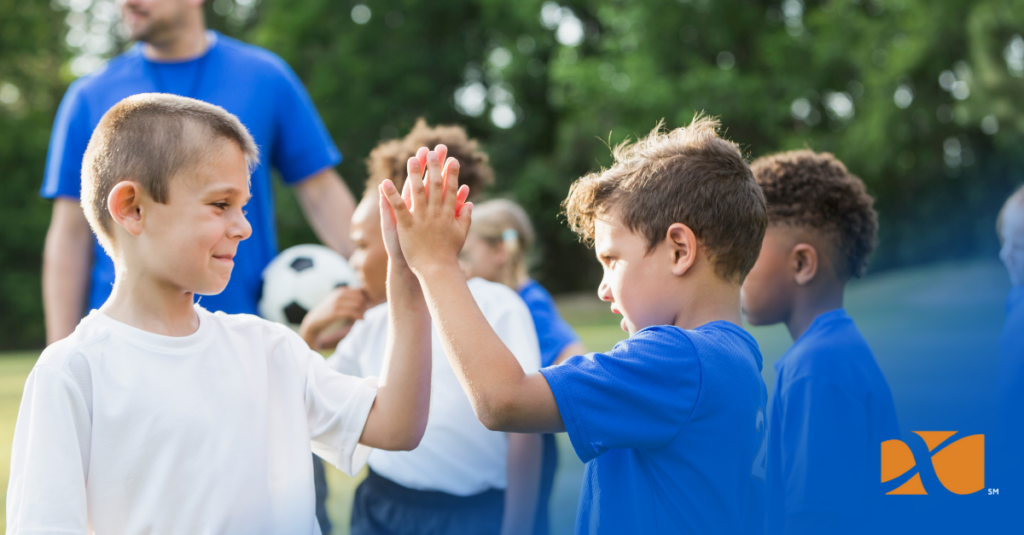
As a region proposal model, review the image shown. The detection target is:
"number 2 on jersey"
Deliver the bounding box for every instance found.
[751,407,767,481]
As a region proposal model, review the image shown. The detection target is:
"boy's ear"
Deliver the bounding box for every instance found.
[791,243,819,285]
[108,181,146,237]
[666,223,698,276]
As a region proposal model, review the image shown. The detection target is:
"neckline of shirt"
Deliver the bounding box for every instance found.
[138,30,219,66]
[88,304,214,353]
[774,307,849,372]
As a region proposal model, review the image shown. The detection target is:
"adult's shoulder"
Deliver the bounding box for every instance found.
[215,34,296,79]
[67,49,145,96]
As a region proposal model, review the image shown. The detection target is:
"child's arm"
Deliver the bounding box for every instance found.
[380,150,564,433]
[502,433,542,535]
[355,163,433,451]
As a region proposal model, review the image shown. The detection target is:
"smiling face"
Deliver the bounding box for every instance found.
[134,140,252,296]
[594,208,683,335]
[348,196,389,305]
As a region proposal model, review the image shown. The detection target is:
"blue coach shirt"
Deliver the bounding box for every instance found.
[519,279,580,367]
[40,31,341,315]
[766,309,899,535]
[540,323,768,534]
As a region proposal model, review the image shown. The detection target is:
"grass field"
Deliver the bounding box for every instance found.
[0,259,1011,533]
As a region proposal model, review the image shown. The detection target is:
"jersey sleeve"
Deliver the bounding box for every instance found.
[293,331,378,476]
[776,376,868,514]
[267,56,342,184]
[539,326,700,462]
[40,80,92,200]
[6,365,91,532]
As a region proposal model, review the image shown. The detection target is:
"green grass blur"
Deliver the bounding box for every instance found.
[0,259,1010,533]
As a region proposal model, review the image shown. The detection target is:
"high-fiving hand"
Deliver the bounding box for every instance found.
[379,145,471,278]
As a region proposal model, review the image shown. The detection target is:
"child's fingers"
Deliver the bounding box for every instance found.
[434,144,448,167]
[455,184,470,216]
[442,158,462,212]
[406,156,426,212]
[380,180,412,226]
[425,150,444,210]
[415,147,429,197]
[456,201,473,234]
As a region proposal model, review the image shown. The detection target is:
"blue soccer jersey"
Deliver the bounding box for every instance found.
[766,309,900,535]
[41,31,341,316]
[539,322,768,534]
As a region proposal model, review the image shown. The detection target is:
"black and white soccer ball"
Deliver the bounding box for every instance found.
[259,244,356,328]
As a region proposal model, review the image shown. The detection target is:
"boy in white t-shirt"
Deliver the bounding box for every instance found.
[299,122,542,535]
[6,93,433,535]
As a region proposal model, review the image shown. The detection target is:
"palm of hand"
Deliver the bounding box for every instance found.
[379,145,471,277]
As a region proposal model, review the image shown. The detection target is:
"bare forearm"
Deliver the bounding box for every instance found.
[359,263,430,450]
[43,201,94,345]
[418,263,563,433]
[502,433,542,535]
[295,169,356,257]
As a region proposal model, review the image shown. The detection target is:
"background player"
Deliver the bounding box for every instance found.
[460,198,585,534]
[380,117,769,534]
[740,150,900,535]
[300,123,543,535]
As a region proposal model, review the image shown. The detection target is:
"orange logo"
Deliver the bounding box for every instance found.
[881,432,984,495]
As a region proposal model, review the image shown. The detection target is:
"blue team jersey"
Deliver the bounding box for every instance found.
[766,309,900,535]
[40,32,341,316]
[540,322,768,534]
[519,279,580,367]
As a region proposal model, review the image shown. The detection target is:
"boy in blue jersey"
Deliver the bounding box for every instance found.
[379,116,770,534]
[740,150,900,535]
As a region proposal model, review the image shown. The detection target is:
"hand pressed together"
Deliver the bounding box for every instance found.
[379,145,471,279]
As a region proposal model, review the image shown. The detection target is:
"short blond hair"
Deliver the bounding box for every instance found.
[563,115,767,283]
[81,93,258,255]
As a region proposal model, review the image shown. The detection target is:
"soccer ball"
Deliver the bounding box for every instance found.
[259,244,356,328]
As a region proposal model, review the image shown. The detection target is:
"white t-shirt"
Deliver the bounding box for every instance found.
[6,306,378,535]
[327,277,541,496]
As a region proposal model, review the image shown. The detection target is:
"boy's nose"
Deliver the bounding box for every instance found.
[231,211,252,241]
[597,279,613,302]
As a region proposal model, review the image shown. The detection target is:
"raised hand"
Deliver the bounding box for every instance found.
[379,147,471,278]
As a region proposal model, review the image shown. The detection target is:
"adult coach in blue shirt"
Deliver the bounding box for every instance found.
[41,0,357,344]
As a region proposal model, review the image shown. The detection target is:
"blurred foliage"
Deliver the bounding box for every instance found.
[2,0,1023,348]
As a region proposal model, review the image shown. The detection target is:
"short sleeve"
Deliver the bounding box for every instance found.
[297,337,378,476]
[776,377,868,514]
[6,365,91,532]
[40,80,92,200]
[268,57,341,184]
[539,326,700,462]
